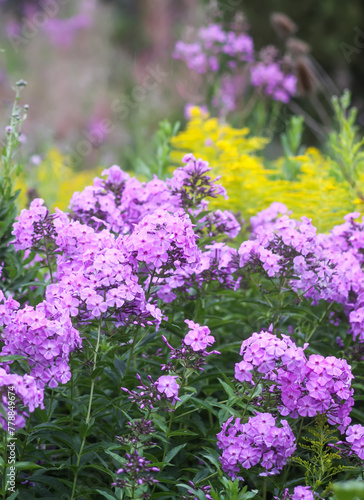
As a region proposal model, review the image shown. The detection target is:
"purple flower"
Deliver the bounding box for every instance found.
[217,413,296,479]
[236,328,354,431]
[346,424,364,459]
[156,375,180,401]
[234,360,253,383]
[250,61,296,103]
[291,486,314,500]
[183,320,215,352]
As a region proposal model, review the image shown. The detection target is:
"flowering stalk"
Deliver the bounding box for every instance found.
[70,322,102,500]
[1,82,27,197]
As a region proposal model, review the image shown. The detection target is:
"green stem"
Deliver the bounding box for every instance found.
[262,477,267,500]
[240,376,263,422]
[194,471,218,486]
[2,431,7,499]
[150,413,174,497]
[47,390,54,420]
[241,89,259,122]
[125,325,141,378]
[306,302,333,343]
[70,323,102,500]
[279,418,304,495]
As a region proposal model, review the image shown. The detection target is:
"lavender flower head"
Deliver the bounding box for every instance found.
[217,412,296,479]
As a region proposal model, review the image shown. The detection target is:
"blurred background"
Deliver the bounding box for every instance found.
[0,0,363,178]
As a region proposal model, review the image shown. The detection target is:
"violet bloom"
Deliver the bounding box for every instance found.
[236,329,354,431]
[250,61,296,103]
[0,368,44,431]
[156,375,180,402]
[346,424,364,459]
[217,413,296,479]
[234,360,253,383]
[291,486,314,500]
[174,22,253,77]
[183,320,215,352]
[122,373,179,411]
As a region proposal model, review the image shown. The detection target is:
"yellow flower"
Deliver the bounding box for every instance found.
[171,109,360,232]
[16,148,103,211]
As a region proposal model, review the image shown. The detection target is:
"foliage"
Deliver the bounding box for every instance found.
[292,415,352,494]
[328,91,364,200]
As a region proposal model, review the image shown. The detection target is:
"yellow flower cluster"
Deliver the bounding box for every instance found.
[16,148,103,212]
[171,107,362,232]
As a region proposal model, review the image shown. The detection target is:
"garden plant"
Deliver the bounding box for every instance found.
[0,6,364,500]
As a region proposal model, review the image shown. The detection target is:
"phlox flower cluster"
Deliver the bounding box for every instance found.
[116,418,156,448]
[0,366,44,431]
[12,198,56,252]
[124,209,199,272]
[70,164,179,234]
[345,424,364,459]
[156,240,240,304]
[317,212,364,342]
[197,209,241,239]
[183,319,215,351]
[239,212,318,279]
[70,156,235,238]
[236,329,354,432]
[0,292,76,393]
[250,202,291,235]
[174,23,253,74]
[217,413,296,479]
[161,319,220,373]
[167,154,229,210]
[174,19,297,112]
[240,204,364,342]
[250,61,297,103]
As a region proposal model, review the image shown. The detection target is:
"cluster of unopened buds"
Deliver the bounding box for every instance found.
[116,418,156,448]
[181,481,213,500]
[111,449,160,495]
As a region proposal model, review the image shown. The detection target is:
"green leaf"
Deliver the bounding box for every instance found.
[96,490,119,500]
[0,355,27,362]
[14,461,44,470]
[82,464,114,478]
[165,443,187,463]
[114,357,126,380]
[217,378,236,400]
[29,474,70,494]
[105,450,125,466]
[6,492,18,500]
[190,397,219,416]
[152,413,168,433]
